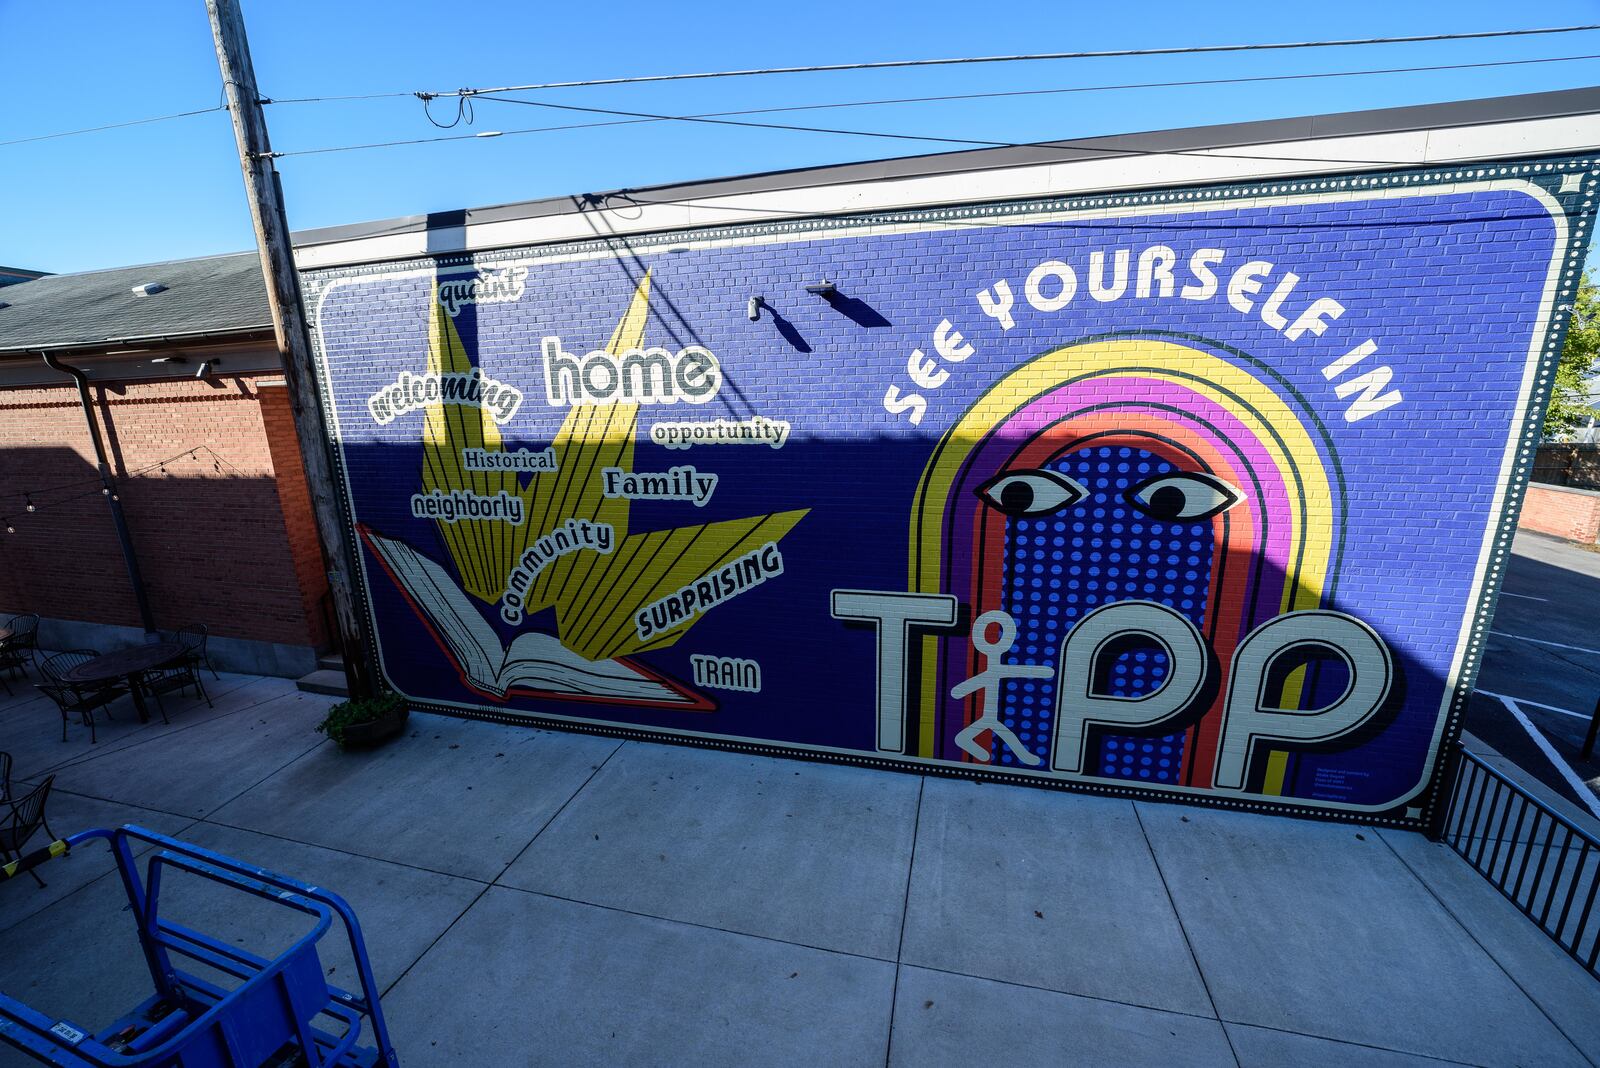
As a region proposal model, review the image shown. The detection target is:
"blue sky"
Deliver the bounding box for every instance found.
[2,1,1599,274]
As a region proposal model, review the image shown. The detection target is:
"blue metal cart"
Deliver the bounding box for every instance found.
[0,824,399,1067]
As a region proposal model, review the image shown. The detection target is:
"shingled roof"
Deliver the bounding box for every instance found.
[0,251,270,355]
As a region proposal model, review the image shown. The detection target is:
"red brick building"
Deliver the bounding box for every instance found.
[0,254,330,675]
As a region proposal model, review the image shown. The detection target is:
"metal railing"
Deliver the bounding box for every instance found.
[1439,747,1600,978]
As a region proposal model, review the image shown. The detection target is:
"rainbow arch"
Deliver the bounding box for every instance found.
[909,336,1344,794]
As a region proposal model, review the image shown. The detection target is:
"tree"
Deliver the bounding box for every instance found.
[1544,271,1600,439]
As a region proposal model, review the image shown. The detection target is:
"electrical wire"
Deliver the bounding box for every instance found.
[456,95,1434,165]
[9,27,1596,150]
[410,24,1600,98]
[478,53,1600,123]
[266,89,415,105]
[0,105,227,149]
[422,94,475,129]
[266,51,1600,161]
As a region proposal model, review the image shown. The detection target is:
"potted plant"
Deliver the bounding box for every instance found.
[316,691,410,750]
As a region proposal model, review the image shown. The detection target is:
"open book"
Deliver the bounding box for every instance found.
[361,527,709,709]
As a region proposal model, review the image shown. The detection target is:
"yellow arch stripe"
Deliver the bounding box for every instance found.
[907,339,1334,763]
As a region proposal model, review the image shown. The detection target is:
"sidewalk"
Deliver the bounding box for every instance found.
[2,672,1598,1067]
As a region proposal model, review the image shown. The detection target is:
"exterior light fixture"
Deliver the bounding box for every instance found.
[24,495,35,513]
[805,280,837,296]
[747,296,765,322]
[196,359,219,378]
[151,356,187,365]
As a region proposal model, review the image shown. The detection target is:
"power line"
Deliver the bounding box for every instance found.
[451,96,1470,166]
[10,28,1595,150]
[266,51,1600,160]
[485,52,1600,120]
[266,89,414,105]
[410,24,1600,98]
[0,105,227,148]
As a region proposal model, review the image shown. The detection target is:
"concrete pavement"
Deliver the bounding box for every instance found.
[2,668,1598,1066]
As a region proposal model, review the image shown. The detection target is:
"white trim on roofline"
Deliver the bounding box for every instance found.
[294,110,1600,271]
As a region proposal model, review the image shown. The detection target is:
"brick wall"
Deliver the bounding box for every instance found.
[257,384,331,647]
[0,373,326,649]
[1518,482,1600,544]
[301,164,1591,826]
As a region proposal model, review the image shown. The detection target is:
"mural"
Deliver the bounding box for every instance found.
[307,160,1596,826]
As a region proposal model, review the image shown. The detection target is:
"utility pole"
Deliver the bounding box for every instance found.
[206,0,372,698]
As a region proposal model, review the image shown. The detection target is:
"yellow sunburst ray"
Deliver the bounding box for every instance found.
[419,266,810,662]
[557,509,808,661]
[524,273,653,608]
[422,302,520,603]
[526,400,635,609]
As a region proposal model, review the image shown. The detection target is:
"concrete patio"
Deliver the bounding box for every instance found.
[2,670,1599,1067]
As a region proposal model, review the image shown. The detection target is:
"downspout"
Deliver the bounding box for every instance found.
[40,351,157,635]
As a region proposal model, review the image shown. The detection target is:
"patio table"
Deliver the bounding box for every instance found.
[57,643,186,724]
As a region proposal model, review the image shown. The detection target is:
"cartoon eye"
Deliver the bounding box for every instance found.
[1126,472,1241,522]
[977,469,1088,517]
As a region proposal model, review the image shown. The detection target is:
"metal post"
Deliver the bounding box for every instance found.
[206,0,371,697]
[1582,694,1600,761]
[40,352,157,635]
[1424,736,1466,841]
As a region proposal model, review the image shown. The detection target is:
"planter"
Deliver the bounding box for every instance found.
[337,705,410,749]
[316,694,411,750]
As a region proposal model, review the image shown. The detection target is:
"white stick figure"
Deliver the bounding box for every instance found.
[950,609,1051,766]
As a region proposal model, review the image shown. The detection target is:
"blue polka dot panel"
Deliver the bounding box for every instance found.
[996,446,1210,783]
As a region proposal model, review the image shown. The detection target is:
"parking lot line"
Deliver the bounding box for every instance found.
[1488,631,1600,657]
[1478,691,1600,820]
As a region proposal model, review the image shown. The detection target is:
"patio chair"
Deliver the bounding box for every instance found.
[0,613,40,681]
[172,623,218,680]
[0,776,57,888]
[38,650,129,743]
[143,642,212,712]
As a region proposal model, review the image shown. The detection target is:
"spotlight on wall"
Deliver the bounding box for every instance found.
[747,296,765,322]
[804,279,837,296]
[151,356,187,365]
[195,359,218,379]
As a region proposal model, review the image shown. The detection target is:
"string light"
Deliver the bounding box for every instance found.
[0,448,242,537]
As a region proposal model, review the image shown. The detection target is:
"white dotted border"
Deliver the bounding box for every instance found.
[302,155,1600,832]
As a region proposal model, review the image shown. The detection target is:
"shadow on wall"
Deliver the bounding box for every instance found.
[0,437,325,677]
[324,287,1465,814]
[335,419,1462,818]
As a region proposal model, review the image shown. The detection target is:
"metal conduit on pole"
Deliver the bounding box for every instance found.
[39,351,158,635]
